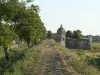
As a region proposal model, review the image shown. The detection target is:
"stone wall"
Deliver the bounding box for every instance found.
[84,35,100,43]
[53,34,66,46]
[66,38,91,50]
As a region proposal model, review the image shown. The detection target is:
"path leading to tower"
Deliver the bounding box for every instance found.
[33,39,68,75]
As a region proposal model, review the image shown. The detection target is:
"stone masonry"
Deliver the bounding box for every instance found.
[53,25,91,50]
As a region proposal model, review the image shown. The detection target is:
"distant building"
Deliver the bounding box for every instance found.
[84,35,100,43]
[53,25,91,50]
[53,25,66,46]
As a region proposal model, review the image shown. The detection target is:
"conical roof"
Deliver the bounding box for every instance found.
[57,24,66,35]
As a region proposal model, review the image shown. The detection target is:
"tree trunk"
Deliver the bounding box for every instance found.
[4,47,9,61]
[32,42,34,46]
[34,42,37,45]
[27,41,31,48]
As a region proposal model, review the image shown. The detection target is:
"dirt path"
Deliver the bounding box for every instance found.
[33,40,67,75]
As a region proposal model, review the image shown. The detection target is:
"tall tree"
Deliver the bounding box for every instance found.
[11,1,46,48]
[0,0,46,60]
[0,23,17,61]
[73,30,83,39]
[13,6,46,48]
[66,30,73,38]
[0,0,18,61]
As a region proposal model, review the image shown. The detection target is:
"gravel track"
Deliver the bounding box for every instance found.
[33,40,67,75]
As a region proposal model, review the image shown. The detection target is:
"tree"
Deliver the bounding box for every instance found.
[0,24,17,61]
[10,1,46,48]
[73,30,83,39]
[13,6,46,48]
[1,0,46,48]
[33,24,46,44]
[0,0,18,61]
[47,31,52,39]
[66,30,73,38]
[0,0,46,60]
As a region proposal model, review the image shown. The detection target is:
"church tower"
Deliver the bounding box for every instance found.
[57,24,66,46]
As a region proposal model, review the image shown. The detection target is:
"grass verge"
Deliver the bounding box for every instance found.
[56,43,100,75]
[0,40,46,75]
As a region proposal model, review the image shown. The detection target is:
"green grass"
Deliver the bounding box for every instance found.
[0,40,46,75]
[56,43,100,75]
[91,43,100,50]
[1,40,100,75]
[91,43,100,47]
[0,44,27,75]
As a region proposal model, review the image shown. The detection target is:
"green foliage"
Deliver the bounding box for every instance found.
[56,43,100,75]
[47,31,52,39]
[0,0,46,62]
[0,0,46,46]
[0,0,46,74]
[9,0,46,46]
[0,41,46,75]
[0,44,26,75]
[0,24,17,48]
[73,30,83,39]
[66,30,73,38]
[66,30,83,39]
[26,0,33,3]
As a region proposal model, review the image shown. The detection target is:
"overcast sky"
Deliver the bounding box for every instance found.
[33,0,100,35]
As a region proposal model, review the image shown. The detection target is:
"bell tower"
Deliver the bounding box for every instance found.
[57,24,66,46]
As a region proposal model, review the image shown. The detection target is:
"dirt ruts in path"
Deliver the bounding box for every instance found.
[33,40,67,75]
